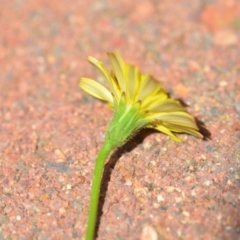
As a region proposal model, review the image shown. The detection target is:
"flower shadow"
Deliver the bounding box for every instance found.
[94,114,210,238]
[195,118,211,140]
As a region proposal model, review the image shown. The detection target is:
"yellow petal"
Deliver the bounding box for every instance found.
[125,64,140,102]
[163,123,203,139]
[138,74,162,100]
[87,56,120,99]
[79,78,113,104]
[152,125,183,142]
[149,111,198,128]
[141,95,175,111]
[107,52,126,92]
[147,99,185,112]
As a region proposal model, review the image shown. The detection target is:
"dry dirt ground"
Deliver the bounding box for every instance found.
[0,0,239,239]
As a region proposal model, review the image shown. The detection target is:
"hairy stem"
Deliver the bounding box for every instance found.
[85,141,114,240]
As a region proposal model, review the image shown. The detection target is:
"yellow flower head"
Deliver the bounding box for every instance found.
[80,52,202,146]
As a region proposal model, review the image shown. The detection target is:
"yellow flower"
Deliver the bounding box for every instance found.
[80,52,202,145]
[80,52,203,240]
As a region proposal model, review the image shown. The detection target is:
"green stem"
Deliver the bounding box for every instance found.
[85,99,145,239]
[85,140,114,240]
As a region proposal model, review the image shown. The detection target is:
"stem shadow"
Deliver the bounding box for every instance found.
[94,128,153,238]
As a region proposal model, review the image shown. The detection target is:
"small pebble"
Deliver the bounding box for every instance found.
[219,81,227,87]
[182,211,190,217]
[157,194,165,202]
[54,149,66,159]
[143,141,152,150]
[125,179,132,186]
[234,174,239,180]
[204,180,212,187]
[141,225,158,240]
[165,186,175,193]
[59,208,66,214]
[191,189,197,197]
[134,187,148,199]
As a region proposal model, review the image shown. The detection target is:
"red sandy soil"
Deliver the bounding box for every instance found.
[0,0,239,239]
